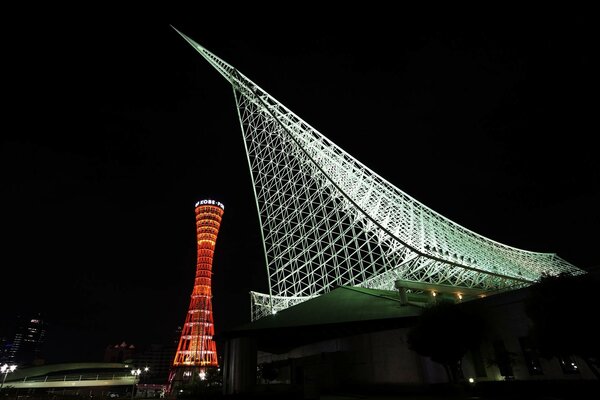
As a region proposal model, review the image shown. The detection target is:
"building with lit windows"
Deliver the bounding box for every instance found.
[2,313,46,366]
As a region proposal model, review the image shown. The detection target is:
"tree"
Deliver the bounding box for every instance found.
[407,301,486,383]
[487,339,518,380]
[524,272,600,379]
[258,362,278,384]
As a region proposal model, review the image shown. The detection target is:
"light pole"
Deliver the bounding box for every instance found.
[130,367,149,400]
[0,364,17,392]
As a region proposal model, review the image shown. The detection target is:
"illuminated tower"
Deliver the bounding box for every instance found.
[171,199,224,384]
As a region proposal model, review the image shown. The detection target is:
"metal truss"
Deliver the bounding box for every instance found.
[174,28,585,321]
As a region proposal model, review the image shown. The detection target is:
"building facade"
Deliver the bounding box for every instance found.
[221,285,597,397]
[1,313,46,366]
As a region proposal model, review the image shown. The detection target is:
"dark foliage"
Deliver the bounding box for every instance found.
[407,301,486,382]
[524,272,600,378]
[259,362,279,382]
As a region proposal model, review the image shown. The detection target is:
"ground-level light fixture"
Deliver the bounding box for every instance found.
[130,367,149,399]
[0,364,17,392]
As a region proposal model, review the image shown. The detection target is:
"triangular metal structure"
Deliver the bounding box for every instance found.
[173,27,585,321]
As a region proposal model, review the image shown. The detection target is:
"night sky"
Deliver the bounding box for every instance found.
[2,7,597,363]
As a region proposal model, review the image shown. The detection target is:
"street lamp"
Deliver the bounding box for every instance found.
[130,367,149,400]
[0,364,17,392]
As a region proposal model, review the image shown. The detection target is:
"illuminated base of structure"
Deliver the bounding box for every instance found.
[168,366,219,392]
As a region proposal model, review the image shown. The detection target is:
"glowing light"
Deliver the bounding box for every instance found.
[195,199,225,210]
[468,378,475,383]
[1,364,17,373]
[199,371,207,380]
[0,364,17,393]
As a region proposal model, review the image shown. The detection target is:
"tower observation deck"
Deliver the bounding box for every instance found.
[173,28,585,321]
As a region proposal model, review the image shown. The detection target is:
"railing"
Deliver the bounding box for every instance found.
[5,372,136,388]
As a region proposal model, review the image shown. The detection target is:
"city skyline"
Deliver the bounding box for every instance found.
[2,10,597,363]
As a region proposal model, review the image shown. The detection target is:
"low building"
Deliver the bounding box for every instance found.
[220,283,597,397]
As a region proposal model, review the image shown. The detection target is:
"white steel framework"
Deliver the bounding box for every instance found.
[174,28,585,321]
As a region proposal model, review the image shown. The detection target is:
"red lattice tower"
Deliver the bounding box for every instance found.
[173,200,224,371]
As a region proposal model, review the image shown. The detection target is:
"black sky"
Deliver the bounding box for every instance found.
[2,7,597,363]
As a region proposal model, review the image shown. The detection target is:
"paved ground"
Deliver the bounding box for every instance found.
[245,382,596,400]
[4,381,597,400]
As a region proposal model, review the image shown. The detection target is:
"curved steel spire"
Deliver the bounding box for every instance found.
[173,27,585,320]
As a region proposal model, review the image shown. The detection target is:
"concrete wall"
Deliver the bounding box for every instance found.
[256,328,447,387]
